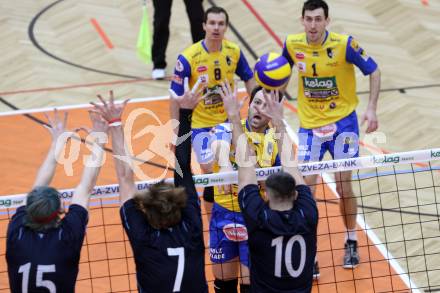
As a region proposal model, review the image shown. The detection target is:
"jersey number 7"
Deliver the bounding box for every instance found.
[167,247,185,292]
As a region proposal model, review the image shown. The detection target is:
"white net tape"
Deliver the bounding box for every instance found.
[1,148,439,209]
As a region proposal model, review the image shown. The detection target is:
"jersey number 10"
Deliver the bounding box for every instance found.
[271,235,306,278]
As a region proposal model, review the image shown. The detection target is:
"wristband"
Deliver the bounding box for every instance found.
[108,118,122,127]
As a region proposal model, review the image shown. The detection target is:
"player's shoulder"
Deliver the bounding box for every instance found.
[327,31,350,45]
[285,33,307,46]
[222,39,241,54]
[181,41,204,61]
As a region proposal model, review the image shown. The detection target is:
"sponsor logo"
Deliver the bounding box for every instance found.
[172,74,183,85]
[300,160,357,173]
[297,62,306,72]
[312,123,336,138]
[175,60,184,72]
[199,74,209,84]
[296,52,305,60]
[226,56,232,66]
[360,49,370,62]
[304,77,336,89]
[431,150,440,158]
[223,223,248,241]
[327,47,333,58]
[92,186,120,196]
[191,51,201,59]
[256,167,280,178]
[0,199,12,207]
[326,61,338,67]
[194,177,209,186]
[209,248,225,260]
[350,38,360,52]
[303,77,339,99]
[373,155,400,164]
[197,65,208,72]
[400,156,415,161]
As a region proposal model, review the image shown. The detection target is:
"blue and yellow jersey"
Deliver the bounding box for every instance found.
[170,40,253,129]
[282,31,378,129]
[212,120,281,212]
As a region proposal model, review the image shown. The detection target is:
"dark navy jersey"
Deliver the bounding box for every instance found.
[120,108,207,293]
[6,204,88,293]
[238,184,318,293]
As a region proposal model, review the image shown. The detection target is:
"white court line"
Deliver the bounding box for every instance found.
[0,88,248,117]
[0,95,170,117]
[283,121,421,293]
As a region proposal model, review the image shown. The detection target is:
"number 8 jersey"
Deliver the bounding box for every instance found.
[170,39,253,129]
[282,31,378,129]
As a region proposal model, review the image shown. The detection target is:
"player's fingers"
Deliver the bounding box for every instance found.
[191,77,202,94]
[109,90,114,105]
[169,89,179,99]
[183,77,189,93]
[63,112,68,128]
[198,92,208,104]
[122,98,130,109]
[43,112,53,126]
[239,96,249,109]
[224,79,232,95]
[96,94,107,106]
[53,108,60,123]
[90,101,104,112]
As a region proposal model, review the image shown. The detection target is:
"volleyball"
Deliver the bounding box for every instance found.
[254,52,291,90]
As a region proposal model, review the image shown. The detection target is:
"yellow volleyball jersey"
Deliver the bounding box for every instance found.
[213,120,280,212]
[284,32,357,129]
[178,40,247,129]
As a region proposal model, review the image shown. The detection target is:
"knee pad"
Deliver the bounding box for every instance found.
[239,283,250,293]
[203,186,214,203]
[213,278,238,293]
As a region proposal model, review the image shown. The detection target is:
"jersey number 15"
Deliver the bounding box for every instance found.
[18,262,56,293]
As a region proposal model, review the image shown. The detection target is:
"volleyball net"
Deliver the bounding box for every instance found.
[1,148,440,292]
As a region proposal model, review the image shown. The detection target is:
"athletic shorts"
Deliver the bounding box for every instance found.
[298,111,360,162]
[209,203,249,267]
[191,127,215,164]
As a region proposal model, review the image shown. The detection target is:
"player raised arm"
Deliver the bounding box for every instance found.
[32,109,76,188]
[218,81,256,192]
[90,91,133,205]
[259,90,305,185]
[170,77,205,195]
[70,111,108,209]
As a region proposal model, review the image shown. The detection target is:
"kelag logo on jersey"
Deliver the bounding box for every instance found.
[431,150,440,158]
[303,77,339,99]
[223,223,248,241]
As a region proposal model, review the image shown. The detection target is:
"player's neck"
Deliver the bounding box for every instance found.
[307,31,327,46]
[204,39,222,52]
[269,200,293,211]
